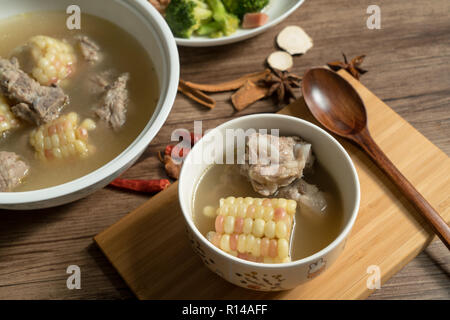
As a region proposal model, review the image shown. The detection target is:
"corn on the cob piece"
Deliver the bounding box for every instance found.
[0,94,20,135]
[21,35,76,85]
[205,196,297,264]
[29,112,96,161]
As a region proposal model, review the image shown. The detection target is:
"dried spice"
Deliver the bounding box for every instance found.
[177,70,271,109]
[261,69,302,105]
[110,178,170,193]
[327,53,367,80]
[178,79,216,109]
[181,70,270,93]
[231,80,269,111]
[158,131,201,180]
[159,153,182,180]
[158,144,186,179]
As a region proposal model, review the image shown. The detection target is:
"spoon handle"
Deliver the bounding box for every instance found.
[353,129,450,250]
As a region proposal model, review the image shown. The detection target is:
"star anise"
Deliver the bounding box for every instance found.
[261,69,302,106]
[327,53,368,80]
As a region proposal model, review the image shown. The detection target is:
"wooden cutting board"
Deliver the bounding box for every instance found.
[94,70,450,300]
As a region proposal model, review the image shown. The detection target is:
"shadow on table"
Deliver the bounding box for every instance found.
[86,243,135,299]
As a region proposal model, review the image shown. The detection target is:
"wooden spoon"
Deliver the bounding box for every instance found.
[302,67,450,249]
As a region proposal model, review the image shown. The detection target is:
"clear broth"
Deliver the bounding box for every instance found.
[0,12,159,191]
[192,164,345,261]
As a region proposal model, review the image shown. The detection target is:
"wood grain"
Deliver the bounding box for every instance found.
[0,0,449,299]
[94,70,450,299]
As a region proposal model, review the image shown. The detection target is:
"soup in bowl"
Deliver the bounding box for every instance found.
[0,0,179,209]
[179,114,360,290]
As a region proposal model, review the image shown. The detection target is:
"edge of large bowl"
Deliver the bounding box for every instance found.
[0,0,180,208]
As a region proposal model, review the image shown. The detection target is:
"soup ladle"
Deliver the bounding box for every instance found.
[302,67,450,249]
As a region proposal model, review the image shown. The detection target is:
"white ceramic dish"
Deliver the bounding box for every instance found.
[176,0,305,47]
[0,0,179,209]
[179,114,360,291]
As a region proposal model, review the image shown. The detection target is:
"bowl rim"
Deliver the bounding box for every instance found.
[179,113,361,269]
[0,0,180,205]
[175,0,306,47]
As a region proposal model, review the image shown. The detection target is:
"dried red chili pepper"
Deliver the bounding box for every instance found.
[164,155,182,179]
[109,178,170,193]
[165,144,189,159]
[191,132,202,145]
[164,145,174,156]
[159,131,202,180]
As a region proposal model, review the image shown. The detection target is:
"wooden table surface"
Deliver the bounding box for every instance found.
[0,0,449,300]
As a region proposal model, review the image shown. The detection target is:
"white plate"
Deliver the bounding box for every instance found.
[175,0,305,47]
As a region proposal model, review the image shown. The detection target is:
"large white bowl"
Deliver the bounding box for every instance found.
[179,114,360,291]
[0,0,179,209]
[176,0,305,47]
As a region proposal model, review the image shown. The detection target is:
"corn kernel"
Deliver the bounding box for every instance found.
[61,145,69,158]
[263,207,274,221]
[74,140,87,154]
[252,219,265,238]
[243,218,253,234]
[220,204,229,216]
[51,134,59,147]
[254,206,264,219]
[237,203,246,217]
[220,234,231,252]
[261,238,270,257]
[237,234,246,253]
[278,198,287,209]
[228,204,238,216]
[264,221,276,238]
[251,238,261,257]
[53,147,62,159]
[287,199,297,215]
[275,221,288,239]
[245,235,256,253]
[225,196,235,205]
[44,137,52,149]
[278,239,289,259]
[224,215,235,234]
[244,197,254,205]
[246,205,256,218]
[81,118,96,131]
[203,206,216,218]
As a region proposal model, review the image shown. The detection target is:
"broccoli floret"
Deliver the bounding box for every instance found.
[197,21,223,37]
[205,0,239,36]
[165,0,212,38]
[222,0,269,19]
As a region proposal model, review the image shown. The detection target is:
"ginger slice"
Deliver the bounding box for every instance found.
[267,51,293,71]
[277,26,313,55]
